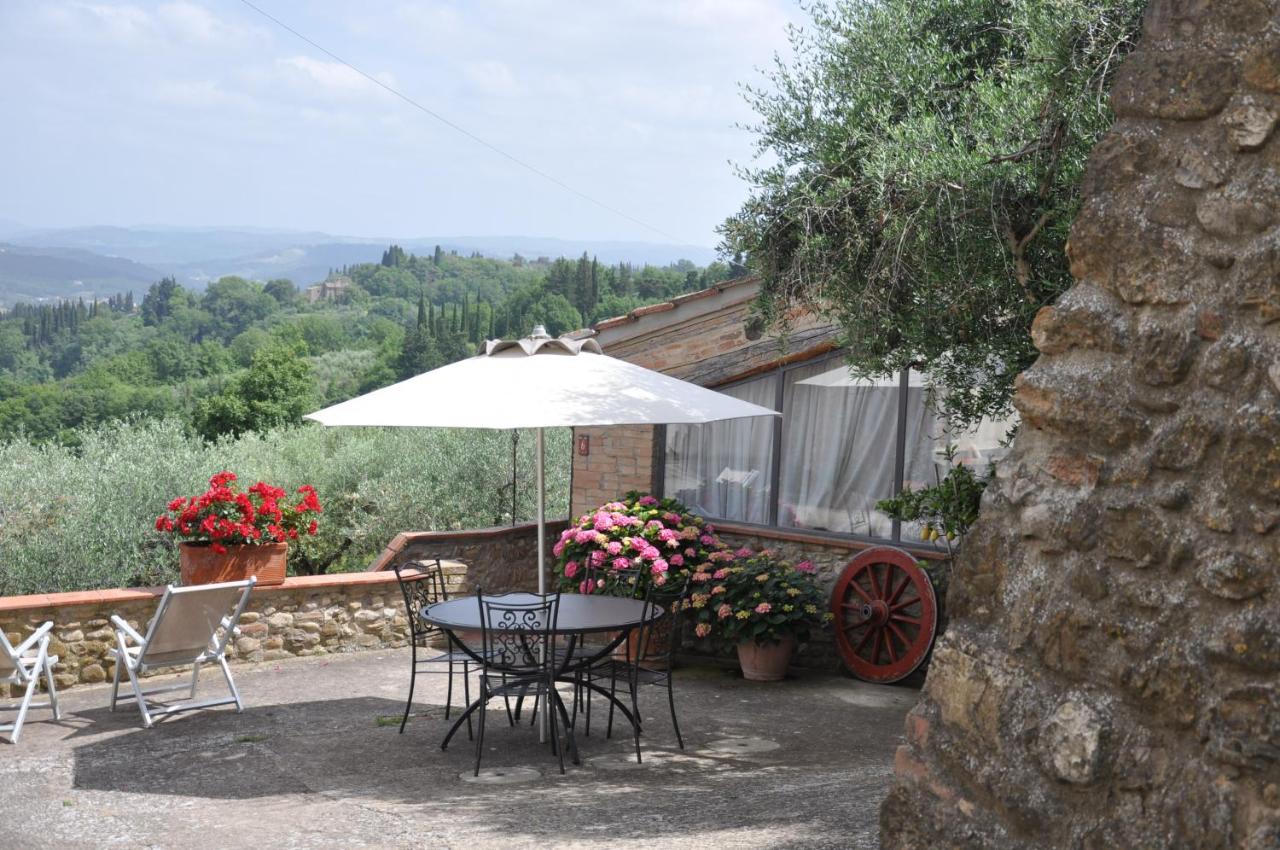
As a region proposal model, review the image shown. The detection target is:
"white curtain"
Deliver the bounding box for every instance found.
[664,375,777,523]
[778,362,929,537]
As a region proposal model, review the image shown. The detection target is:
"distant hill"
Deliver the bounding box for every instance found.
[0,243,162,305]
[5,225,718,297]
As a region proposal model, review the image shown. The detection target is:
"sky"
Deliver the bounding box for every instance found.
[0,0,802,248]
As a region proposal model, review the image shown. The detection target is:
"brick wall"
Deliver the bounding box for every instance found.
[569,425,656,518]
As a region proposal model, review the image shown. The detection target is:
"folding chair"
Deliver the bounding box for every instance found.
[108,578,255,727]
[1,621,62,744]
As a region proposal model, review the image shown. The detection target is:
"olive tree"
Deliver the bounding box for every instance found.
[722,0,1144,425]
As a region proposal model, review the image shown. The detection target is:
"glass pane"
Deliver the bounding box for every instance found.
[778,360,902,538]
[900,369,1019,541]
[663,375,777,523]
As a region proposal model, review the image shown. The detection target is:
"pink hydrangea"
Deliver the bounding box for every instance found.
[574,529,596,545]
[700,535,716,546]
[684,547,697,557]
[669,554,684,567]
[695,623,711,638]
[612,557,631,570]
[717,603,733,619]
[651,558,669,573]
[641,546,661,561]
[560,528,575,542]
[646,519,664,531]
[637,495,659,507]
[589,550,605,566]
[564,561,579,579]
[755,602,771,614]
[578,578,592,594]
[653,574,667,586]
[604,501,626,511]
[705,524,716,534]
[713,569,728,580]
[795,560,816,574]
[552,541,565,557]
[681,527,699,540]
[735,546,753,558]
[657,528,678,541]
[663,512,682,525]
[593,512,614,531]
[691,571,711,581]
[606,540,622,556]
[711,585,725,595]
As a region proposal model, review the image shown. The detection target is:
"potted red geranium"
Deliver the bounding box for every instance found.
[154,471,322,587]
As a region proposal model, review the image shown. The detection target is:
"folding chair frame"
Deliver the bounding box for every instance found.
[1,621,62,744]
[109,578,255,728]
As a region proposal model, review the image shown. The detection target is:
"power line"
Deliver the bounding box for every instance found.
[237,0,685,244]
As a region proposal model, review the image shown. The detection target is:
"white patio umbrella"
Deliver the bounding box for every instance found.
[305,327,778,594]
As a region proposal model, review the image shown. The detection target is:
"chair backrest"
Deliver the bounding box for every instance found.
[475,590,560,675]
[393,559,450,642]
[139,579,255,666]
[0,631,21,678]
[611,568,690,670]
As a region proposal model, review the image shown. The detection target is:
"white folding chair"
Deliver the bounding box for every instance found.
[1,621,62,744]
[108,578,255,728]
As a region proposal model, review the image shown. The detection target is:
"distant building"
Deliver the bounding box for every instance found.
[305,275,354,304]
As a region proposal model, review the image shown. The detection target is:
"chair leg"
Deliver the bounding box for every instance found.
[547,683,565,775]
[552,689,579,767]
[123,662,153,728]
[109,655,122,712]
[472,682,488,777]
[606,665,617,739]
[463,662,474,741]
[666,674,684,749]
[629,673,642,764]
[444,652,454,719]
[189,661,202,699]
[8,670,38,744]
[218,656,244,712]
[400,647,418,735]
[43,658,61,721]
[584,670,593,736]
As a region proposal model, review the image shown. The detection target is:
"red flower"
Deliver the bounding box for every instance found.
[307,520,318,535]
[211,543,227,555]
[166,497,185,512]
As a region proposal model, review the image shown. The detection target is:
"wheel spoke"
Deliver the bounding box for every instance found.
[884,627,898,663]
[890,595,919,612]
[887,574,911,606]
[847,580,873,604]
[870,629,883,664]
[886,621,912,649]
[854,625,875,653]
[892,614,922,626]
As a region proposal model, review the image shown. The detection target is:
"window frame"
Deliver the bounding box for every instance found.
[656,350,923,546]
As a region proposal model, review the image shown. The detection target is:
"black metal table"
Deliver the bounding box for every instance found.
[420,593,658,759]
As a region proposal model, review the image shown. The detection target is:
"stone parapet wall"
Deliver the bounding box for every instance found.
[367,520,568,593]
[0,568,460,697]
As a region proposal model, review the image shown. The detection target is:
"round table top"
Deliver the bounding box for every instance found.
[422,593,657,635]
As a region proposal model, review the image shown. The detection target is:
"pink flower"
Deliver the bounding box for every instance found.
[669,554,684,567]
[681,527,699,540]
[653,574,667,586]
[658,528,678,541]
[663,512,681,524]
[700,535,715,546]
[646,519,664,531]
[705,524,716,534]
[713,569,728,580]
[691,571,711,582]
[735,546,753,558]
[638,495,659,507]
[579,578,592,594]
[652,559,669,573]
[795,560,816,574]
[574,530,596,545]
[755,602,771,614]
[560,528,575,541]
[552,541,566,557]
[593,512,614,531]
[589,550,605,566]
[564,561,579,578]
[612,557,631,570]
[695,623,712,638]
[606,540,622,555]
[711,585,725,595]
[717,604,732,619]
[684,547,697,557]
[641,546,661,561]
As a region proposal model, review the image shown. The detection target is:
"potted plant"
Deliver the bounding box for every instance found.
[154,471,322,587]
[555,492,729,665]
[686,549,830,681]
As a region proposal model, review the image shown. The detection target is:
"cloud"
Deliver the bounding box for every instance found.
[464,60,519,97]
[276,56,397,100]
[37,1,261,47]
[155,1,257,44]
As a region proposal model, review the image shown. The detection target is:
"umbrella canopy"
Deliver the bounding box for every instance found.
[306,332,778,429]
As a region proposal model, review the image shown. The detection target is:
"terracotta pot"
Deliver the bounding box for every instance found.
[610,627,672,669]
[736,636,797,682]
[179,542,288,587]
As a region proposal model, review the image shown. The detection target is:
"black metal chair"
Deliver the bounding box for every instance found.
[393,559,473,737]
[581,570,691,762]
[469,590,575,776]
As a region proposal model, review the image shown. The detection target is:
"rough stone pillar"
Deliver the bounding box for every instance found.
[880,2,1280,848]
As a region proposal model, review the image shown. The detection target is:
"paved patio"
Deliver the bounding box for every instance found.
[4,649,915,849]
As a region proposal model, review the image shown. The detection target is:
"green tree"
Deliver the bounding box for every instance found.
[721,0,1144,425]
[192,343,315,440]
[202,276,278,342]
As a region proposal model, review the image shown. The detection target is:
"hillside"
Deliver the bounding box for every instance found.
[0,243,163,305]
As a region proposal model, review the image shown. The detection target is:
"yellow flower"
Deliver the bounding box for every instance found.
[783,604,794,612]
[804,604,817,615]
[786,588,801,597]
[735,610,751,620]
[756,573,769,582]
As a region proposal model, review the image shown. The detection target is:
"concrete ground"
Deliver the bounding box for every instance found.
[3,649,916,850]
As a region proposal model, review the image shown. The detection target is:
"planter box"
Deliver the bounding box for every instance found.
[179,542,288,587]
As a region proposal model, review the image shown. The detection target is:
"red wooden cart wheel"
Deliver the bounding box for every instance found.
[831,547,937,683]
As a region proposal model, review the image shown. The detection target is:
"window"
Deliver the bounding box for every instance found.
[660,355,1016,544]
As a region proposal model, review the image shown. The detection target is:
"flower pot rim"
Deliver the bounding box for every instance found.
[178,540,289,549]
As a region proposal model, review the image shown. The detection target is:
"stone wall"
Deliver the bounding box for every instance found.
[882,2,1280,848]
[0,568,460,696]
[367,520,568,593]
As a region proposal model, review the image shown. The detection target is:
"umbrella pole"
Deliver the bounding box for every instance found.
[536,427,548,743]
